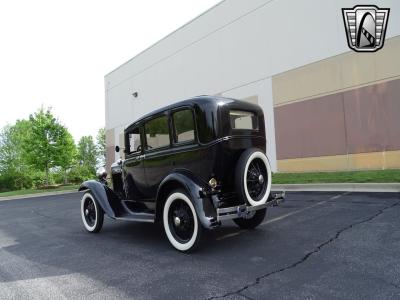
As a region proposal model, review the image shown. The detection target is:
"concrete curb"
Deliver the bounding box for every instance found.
[272,183,400,193]
[0,190,79,201]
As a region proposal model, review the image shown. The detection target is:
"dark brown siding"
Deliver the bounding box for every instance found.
[275,94,347,159]
[106,146,115,173]
[343,79,400,154]
[275,78,400,160]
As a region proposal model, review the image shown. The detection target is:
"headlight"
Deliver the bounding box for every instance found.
[96,167,106,178]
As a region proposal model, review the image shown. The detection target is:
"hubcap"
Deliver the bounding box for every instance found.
[258,174,264,184]
[174,216,181,226]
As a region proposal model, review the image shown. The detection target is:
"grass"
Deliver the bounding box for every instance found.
[272,169,400,184]
[0,184,80,198]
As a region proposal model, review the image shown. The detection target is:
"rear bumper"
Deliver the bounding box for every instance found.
[216,192,285,221]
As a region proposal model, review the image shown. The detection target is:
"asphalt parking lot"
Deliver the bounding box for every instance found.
[0,191,399,300]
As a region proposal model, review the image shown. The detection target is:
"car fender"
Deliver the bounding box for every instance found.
[156,171,217,229]
[78,180,117,219]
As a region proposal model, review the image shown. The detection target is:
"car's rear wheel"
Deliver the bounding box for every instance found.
[235,148,272,206]
[233,208,267,229]
[163,190,202,252]
[81,192,104,233]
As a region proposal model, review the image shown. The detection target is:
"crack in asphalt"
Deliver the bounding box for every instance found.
[207,201,400,300]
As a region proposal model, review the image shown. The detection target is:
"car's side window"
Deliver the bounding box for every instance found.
[127,127,141,154]
[145,115,170,150]
[172,109,195,143]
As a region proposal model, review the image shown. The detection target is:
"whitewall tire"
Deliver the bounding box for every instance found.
[81,192,104,233]
[235,149,272,206]
[163,190,202,252]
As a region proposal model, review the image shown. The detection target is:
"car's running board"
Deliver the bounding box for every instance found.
[112,201,155,223]
[114,212,155,223]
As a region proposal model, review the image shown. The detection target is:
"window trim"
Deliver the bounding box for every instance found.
[143,112,172,153]
[171,106,197,146]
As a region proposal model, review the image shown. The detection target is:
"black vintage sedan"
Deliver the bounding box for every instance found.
[79,96,283,252]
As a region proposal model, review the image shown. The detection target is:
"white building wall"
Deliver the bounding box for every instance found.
[105,0,400,171]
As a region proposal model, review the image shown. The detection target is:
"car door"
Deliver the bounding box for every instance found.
[142,112,173,199]
[122,125,147,200]
[169,107,202,174]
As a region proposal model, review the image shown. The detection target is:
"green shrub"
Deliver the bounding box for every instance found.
[31,171,53,188]
[68,165,95,183]
[0,172,33,192]
[53,169,66,185]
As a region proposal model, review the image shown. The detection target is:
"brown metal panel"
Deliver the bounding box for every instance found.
[382,79,400,151]
[106,146,115,173]
[343,78,400,154]
[275,94,347,159]
[275,78,400,161]
[105,129,115,172]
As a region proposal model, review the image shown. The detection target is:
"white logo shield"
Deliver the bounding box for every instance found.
[342,5,390,52]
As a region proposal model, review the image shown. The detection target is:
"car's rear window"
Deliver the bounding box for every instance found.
[229,110,258,130]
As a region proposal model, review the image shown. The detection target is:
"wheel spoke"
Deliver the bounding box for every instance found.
[255,162,261,175]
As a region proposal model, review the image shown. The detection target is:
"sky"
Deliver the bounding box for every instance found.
[0,0,220,142]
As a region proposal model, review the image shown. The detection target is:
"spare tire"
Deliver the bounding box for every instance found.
[235,148,272,206]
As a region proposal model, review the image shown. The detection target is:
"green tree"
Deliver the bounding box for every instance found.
[0,120,33,190]
[77,136,97,176]
[96,127,106,167]
[24,108,74,185]
[54,126,76,184]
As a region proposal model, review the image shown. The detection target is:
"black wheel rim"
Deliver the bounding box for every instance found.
[246,158,268,201]
[168,199,194,243]
[83,197,96,227]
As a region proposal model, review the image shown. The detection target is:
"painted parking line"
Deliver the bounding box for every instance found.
[215,231,244,240]
[216,192,349,241]
[261,192,349,226]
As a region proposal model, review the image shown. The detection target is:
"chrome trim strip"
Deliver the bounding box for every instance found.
[217,205,246,214]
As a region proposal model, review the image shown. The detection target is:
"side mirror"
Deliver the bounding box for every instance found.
[115,145,120,153]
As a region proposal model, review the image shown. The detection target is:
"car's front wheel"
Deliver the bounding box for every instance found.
[163,190,202,252]
[81,192,104,233]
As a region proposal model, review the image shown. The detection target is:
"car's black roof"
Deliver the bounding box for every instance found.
[125,95,261,131]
